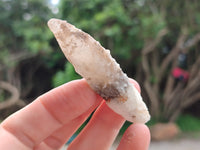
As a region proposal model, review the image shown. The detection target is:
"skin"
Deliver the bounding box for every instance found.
[0,79,150,150]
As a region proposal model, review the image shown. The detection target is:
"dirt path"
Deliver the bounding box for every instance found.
[61,136,200,150]
[149,137,200,150]
[111,136,200,150]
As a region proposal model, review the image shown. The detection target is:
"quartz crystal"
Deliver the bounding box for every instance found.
[48,18,150,123]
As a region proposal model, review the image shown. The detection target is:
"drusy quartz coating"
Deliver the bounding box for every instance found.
[48,18,150,123]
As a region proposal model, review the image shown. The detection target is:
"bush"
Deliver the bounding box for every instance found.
[52,62,81,87]
[176,114,200,132]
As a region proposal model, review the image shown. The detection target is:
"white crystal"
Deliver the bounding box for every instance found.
[48,18,150,123]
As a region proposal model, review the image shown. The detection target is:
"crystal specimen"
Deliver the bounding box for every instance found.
[48,18,150,123]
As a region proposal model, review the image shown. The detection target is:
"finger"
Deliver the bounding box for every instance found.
[129,78,141,93]
[1,79,102,149]
[35,105,95,150]
[68,101,125,150]
[117,124,150,150]
[39,79,141,150]
[0,126,30,150]
[67,78,141,150]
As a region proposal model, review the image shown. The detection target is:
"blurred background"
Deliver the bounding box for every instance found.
[0,0,200,149]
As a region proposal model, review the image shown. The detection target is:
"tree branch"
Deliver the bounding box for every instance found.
[141,28,168,118]
[0,81,25,109]
[144,81,160,117]
[188,57,200,81]
[142,28,168,55]
[183,71,200,99]
[159,33,187,78]
[183,93,200,108]
[164,82,184,111]
[182,33,200,53]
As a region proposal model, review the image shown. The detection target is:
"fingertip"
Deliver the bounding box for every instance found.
[129,78,141,93]
[68,101,125,150]
[117,123,150,150]
[127,123,150,141]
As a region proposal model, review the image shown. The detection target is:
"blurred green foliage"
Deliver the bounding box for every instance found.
[0,0,55,68]
[52,62,81,87]
[0,93,5,102]
[58,0,200,59]
[176,114,200,132]
[1,0,200,125]
[57,0,200,124]
[53,0,167,86]
[59,0,165,60]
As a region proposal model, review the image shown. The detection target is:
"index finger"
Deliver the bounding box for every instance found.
[0,79,102,149]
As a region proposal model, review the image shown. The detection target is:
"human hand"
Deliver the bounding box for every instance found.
[0,79,150,150]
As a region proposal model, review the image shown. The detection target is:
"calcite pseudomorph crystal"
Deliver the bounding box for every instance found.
[48,18,150,123]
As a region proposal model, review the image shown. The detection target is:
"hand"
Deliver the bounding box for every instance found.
[0,79,150,150]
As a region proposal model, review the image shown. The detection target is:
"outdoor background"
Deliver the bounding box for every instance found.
[0,0,200,149]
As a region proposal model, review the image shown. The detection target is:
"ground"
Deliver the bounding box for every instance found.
[149,137,200,150]
[61,133,200,150]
